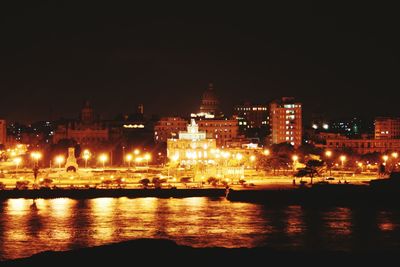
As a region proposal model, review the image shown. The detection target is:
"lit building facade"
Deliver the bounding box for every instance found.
[375,117,400,139]
[270,97,302,148]
[167,119,217,165]
[154,117,187,143]
[322,138,400,154]
[197,118,239,147]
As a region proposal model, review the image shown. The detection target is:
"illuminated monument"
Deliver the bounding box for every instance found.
[65,147,78,172]
[167,119,216,166]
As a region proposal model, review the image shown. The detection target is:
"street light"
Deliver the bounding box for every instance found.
[263,149,270,156]
[325,150,332,176]
[250,155,256,162]
[83,151,91,169]
[99,154,108,169]
[13,157,22,175]
[144,153,151,170]
[30,152,42,166]
[292,155,298,171]
[134,149,140,155]
[392,152,398,159]
[382,155,389,164]
[236,153,243,161]
[55,155,65,169]
[126,154,133,168]
[340,155,346,169]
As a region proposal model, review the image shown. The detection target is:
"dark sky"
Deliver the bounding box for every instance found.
[0,1,399,123]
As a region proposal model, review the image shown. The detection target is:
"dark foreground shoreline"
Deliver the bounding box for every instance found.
[2,238,399,266]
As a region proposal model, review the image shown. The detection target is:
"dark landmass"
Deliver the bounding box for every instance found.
[0,188,226,199]
[2,238,398,266]
[227,183,400,206]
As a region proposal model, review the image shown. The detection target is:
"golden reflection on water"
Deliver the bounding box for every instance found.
[325,207,352,235]
[0,198,399,261]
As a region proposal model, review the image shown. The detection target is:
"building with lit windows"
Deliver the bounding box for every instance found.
[167,119,217,166]
[270,97,302,148]
[375,117,400,139]
[197,118,239,147]
[154,117,187,143]
[322,138,400,154]
[234,102,269,130]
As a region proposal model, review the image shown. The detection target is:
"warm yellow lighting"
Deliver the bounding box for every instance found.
[250,155,256,162]
[171,154,179,162]
[30,151,42,160]
[144,153,151,161]
[292,155,298,162]
[358,162,363,167]
[135,157,143,163]
[236,153,243,161]
[392,152,398,159]
[13,157,22,165]
[99,154,108,167]
[134,149,140,155]
[263,149,270,156]
[382,155,389,162]
[126,154,133,162]
[55,155,65,165]
[325,150,332,157]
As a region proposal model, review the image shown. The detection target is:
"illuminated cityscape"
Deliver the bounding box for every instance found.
[0,1,399,265]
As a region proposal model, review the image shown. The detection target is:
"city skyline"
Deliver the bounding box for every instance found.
[1,2,399,122]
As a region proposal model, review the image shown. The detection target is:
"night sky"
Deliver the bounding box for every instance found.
[0,1,399,123]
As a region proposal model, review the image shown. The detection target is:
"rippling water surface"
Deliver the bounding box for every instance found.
[1,197,400,260]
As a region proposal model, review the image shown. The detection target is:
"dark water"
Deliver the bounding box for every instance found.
[1,197,400,260]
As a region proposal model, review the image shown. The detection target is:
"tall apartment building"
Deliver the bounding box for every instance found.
[234,102,269,130]
[375,117,400,139]
[270,97,302,148]
[197,118,239,147]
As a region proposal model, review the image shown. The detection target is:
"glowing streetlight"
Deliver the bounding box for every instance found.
[144,153,151,170]
[55,155,65,169]
[263,149,270,156]
[382,155,389,164]
[30,151,42,166]
[340,155,346,169]
[125,154,133,168]
[82,150,91,169]
[134,149,140,155]
[13,157,22,174]
[292,155,298,171]
[250,155,256,162]
[99,154,108,168]
[391,152,398,159]
[325,150,332,176]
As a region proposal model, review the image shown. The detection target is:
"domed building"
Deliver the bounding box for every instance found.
[199,83,219,116]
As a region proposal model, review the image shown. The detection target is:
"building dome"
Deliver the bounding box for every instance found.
[199,83,219,115]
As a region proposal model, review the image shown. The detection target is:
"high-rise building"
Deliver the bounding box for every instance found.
[375,117,400,139]
[233,102,269,132]
[270,97,302,148]
[199,83,219,116]
[0,119,6,146]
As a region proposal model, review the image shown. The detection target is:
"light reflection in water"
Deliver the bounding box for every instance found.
[0,198,399,261]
